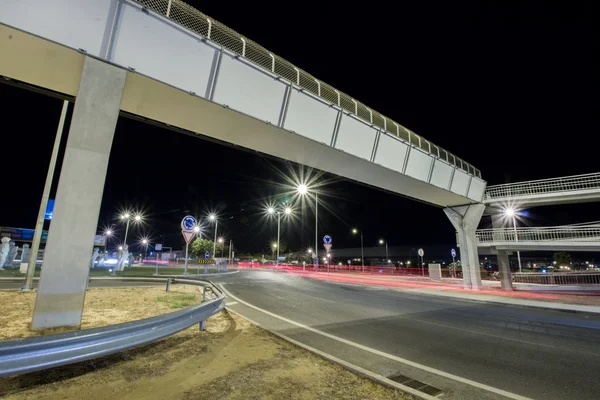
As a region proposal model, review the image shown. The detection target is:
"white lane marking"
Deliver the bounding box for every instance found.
[225,301,239,306]
[221,285,532,400]
[225,307,439,400]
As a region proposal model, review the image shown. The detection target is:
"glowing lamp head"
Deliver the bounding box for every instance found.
[308,248,313,254]
[379,239,384,244]
[142,239,148,245]
[297,184,308,195]
[352,228,358,234]
[209,214,216,221]
[505,208,515,217]
[122,213,130,219]
[218,238,224,243]
[284,207,292,215]
[105,230,112,236]
[193,226,201,233]
[134,215,142,222]
[267,207,275,214]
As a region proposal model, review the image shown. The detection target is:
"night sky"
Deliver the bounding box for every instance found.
[1,1,598,254]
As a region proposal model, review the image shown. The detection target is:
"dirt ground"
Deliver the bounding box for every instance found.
[0,288,411,399]
[0,285,203,340]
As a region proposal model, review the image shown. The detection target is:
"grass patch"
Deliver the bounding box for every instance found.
[155,294,198,309]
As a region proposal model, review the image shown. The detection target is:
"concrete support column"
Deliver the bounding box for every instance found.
[444,204,485,290]
[31,57,126,330]
[497,249,513,291]
[491,214,513,291]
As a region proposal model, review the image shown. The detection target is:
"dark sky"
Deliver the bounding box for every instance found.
[1,1,598,254]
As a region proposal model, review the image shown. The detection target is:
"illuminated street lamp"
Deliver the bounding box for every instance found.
[120,212,143,246]
[104,228,113,254]
[379,239,389,262]
[141,238,149,261]
[218,237,224,257]
[267,205,292,265]
[352,228,364,272]
[297,184,318,263]
[208,214,218,257]
[505,208,522,273]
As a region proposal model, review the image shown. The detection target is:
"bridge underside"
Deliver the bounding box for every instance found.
[0,24,479,208]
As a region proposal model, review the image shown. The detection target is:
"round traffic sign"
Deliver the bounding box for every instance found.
[181,215,197,231]
[418,248,424,257]
[205,251,210,260]
[323,235,332,244]
[451,249,456,258]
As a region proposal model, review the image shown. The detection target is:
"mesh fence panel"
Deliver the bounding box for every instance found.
[132,0,476,176]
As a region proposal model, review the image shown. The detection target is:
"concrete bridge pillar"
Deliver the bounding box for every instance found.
[444,204,485,290]
[490,214,514,291]
[31,56,126,330]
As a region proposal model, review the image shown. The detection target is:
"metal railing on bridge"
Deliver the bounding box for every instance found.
[512,272,600,285]
[484,172,600,202]
[134,0,480,178]
[476,226,600,245]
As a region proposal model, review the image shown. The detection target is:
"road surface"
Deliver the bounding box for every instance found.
[3,271,599,399]
[211,270,600,400]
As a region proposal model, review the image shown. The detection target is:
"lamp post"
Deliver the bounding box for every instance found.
[352,228,364,272]
[505,208,522,273]
[379,239,388,262]
[209,214,217,258]
[267,205,292,266]
[272,243,277,260]
[104,229,113,256]
[120,212,142,246]
[297,184,318,265]
[142,239,148,262]
[218,237,224,257]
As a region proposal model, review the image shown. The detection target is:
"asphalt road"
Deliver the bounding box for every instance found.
[210,270,600,400]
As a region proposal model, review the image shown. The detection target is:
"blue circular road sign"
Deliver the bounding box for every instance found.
[451,249,456,258]
[323,235,332,244]
[181,215,197,231]
[205,251,210,259]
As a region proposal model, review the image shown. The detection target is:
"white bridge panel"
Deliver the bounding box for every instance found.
[213,55,287,124]
[468,177,486,202]
[451,170,470,196]
[113,3,215,97]
[284,89,337,144]
[373,134,408,174]
[0,0,112,57]
[335,115,377,161]
[405,148,433,182]
[430,160,453,189]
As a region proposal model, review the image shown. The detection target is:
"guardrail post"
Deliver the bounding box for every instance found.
[199,287,207,331]
[165,278,171,292]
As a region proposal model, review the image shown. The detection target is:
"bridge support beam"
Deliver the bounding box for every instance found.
[444,204,485,290]
[31,56,126,330]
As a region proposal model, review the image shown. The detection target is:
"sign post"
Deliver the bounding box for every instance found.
[181,216,197,275]
[204,251,210,274]
[154,243,163,276]
[418,248,425,277]
[323,235,332,274]
[451,248,456,278]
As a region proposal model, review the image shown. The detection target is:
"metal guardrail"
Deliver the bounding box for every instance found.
[0,277,225,377]
[476,226,600,244]
[484,172,600,201]
[133,0,480,179]
[512,272,600,285]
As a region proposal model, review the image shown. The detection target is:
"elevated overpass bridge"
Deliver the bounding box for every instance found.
[1,0,489,327]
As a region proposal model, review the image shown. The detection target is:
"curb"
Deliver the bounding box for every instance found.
[225,307,437,400]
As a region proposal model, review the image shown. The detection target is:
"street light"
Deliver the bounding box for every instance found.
[352,228,364,272]
[104,228,113,254]
[119,212,143,246]
[505,208,522,273]
[296,184,318,264]
[141,238,149,262]
[272,242,278,260]
[379,239,389,262]
[208,214,218,258]
[218,237,224,257]
[267,205,293,265]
